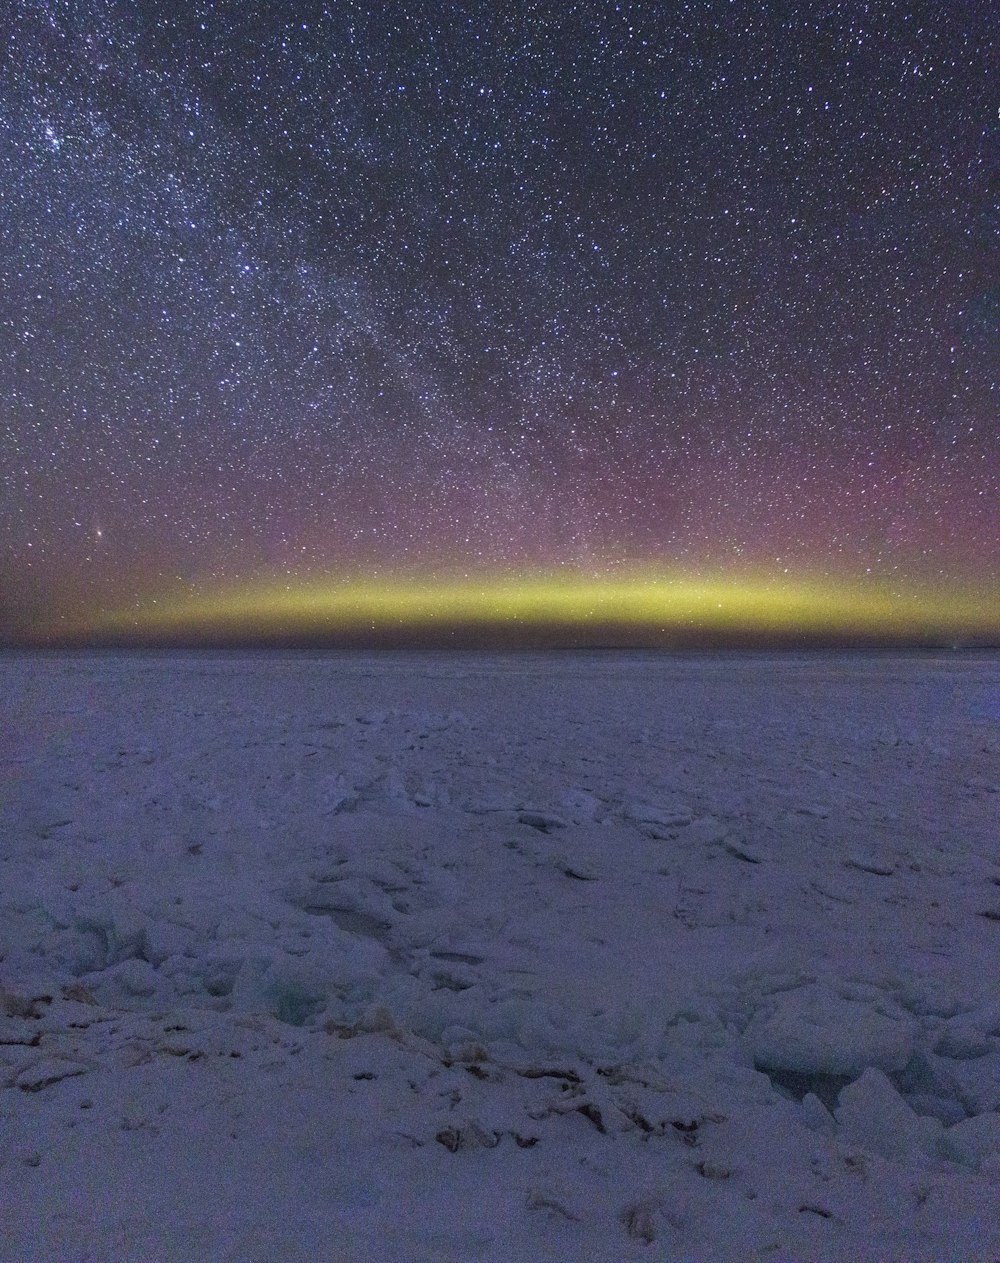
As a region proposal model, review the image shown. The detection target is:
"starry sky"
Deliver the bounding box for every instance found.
[1,1,997,646]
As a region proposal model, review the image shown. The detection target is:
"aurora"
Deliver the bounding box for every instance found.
[42,572,1000,648]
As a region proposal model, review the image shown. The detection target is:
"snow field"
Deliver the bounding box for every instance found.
[1,651,999,1260]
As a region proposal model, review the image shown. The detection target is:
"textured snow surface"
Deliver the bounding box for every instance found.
[1,650,999,1261]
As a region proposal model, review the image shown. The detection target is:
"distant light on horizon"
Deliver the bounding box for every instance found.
[37,570,1000,649]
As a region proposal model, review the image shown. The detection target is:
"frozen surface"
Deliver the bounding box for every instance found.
[1,650,999,1261]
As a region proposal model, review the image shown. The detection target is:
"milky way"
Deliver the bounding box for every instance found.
[1,2,996,644]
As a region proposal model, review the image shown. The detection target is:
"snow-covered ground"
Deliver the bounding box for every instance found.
[2,650,999,1262]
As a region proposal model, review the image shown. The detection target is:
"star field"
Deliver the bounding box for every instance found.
[1,1,997,643]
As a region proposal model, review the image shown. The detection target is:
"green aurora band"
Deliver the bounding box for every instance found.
[41,572,1000,648]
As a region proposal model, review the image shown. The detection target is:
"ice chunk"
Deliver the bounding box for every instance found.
[794,802,829,818]
[625,801,693,829]
[724,837,769,864]
[944,1112,1000,1172]
[110,958,159,998]
[835,1067,944,1160]
[549,854,598,880]
[843,846,896,876]
[297,875,396,928]
[262,969,327,1027]
[801,1091,835,1133]
[934,1050,1000,1115]
[746,983,915,1079]
[517,810,567,832]
[890,1048,970,1125]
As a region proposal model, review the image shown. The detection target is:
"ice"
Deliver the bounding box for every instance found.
[624,799,694,833]
[834,1067,944,1161]
[745,983,916,1081]
[944,1111,1000,1174]
[2,649,1000,1261]
[843,845,897,876]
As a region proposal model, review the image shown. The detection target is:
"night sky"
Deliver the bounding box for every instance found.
[2,1,997,646]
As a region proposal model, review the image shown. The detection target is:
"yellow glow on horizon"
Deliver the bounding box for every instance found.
[54,570,1000,644]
